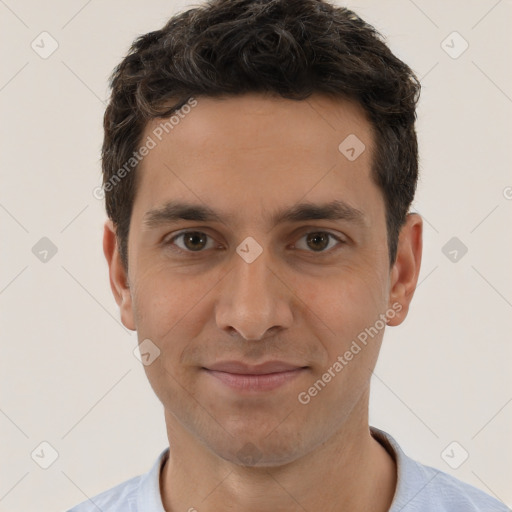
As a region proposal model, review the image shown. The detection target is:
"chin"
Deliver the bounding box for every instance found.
[205,427,310,468]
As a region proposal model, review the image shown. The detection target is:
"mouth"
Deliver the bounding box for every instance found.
[202,361,309,392]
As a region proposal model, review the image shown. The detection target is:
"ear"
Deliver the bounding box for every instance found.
[103,220,136,331]
[387,213,423,326]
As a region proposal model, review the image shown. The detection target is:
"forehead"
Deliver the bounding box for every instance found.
[143,93,372,156]
[132,93,381,227]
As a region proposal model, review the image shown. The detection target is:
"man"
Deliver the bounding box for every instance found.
[68,0,509,510]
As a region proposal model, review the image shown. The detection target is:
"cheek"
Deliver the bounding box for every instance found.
[131,270,210,401]
[295,273,387,414]
[130,264,211,344]
[299,267,387,341]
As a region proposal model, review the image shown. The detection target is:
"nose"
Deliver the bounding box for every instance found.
[215,246,293,341]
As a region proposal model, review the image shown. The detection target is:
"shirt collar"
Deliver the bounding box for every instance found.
[136,446,169,511]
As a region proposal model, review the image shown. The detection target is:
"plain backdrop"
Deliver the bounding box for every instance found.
[1,0,511,510]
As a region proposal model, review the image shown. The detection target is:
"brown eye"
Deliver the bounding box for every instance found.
[182,232,208,251]
[169,231,214,252]
[294,232,344,253]
[306,233,330,252]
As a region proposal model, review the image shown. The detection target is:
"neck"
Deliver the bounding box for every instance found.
[160,402,397,511]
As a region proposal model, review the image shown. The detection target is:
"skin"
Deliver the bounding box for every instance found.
[104,92,422,511]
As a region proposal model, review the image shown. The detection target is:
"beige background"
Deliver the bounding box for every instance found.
[1,0,511,510]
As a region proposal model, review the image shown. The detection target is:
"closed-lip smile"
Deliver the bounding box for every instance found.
[202,361,309,392]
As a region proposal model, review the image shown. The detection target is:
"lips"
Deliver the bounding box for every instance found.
[202,361,308,392]
[204,360,307,375]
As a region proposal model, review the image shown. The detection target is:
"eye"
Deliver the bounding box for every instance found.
[165,231,217,253]
[163,230,346,256]
[293,231,345,253]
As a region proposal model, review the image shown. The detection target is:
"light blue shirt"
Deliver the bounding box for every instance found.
[66,426,510,511]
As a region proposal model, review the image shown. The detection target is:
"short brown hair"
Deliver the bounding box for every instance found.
[102,0,421,269]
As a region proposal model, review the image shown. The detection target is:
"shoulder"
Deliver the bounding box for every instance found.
[65,448,169,512]
[402,462,510,511]
[370,427,510,512]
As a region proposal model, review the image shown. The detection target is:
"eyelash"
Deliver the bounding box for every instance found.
[163,230,346,256]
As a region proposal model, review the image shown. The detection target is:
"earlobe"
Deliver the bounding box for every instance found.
[103,220,136,331]
[387,213,423,327]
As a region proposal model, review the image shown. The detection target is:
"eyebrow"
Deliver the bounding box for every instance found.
[143,199,366,229]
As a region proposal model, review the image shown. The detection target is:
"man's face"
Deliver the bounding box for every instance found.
[108,93,416,466]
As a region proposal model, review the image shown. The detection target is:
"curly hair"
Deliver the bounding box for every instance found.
[102,0,421,269]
